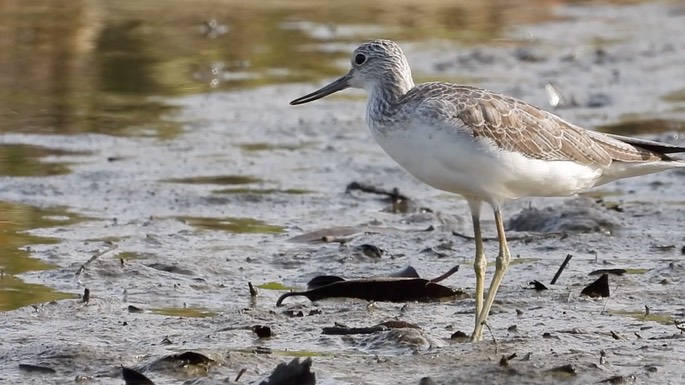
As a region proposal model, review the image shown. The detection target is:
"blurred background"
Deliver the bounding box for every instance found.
[0,0,643,138]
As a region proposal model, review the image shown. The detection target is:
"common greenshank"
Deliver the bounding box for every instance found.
[290,39,685,342]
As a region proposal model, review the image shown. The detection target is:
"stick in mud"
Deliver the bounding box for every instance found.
[429,265,460,283]
[248,282,258,297]
[75,245,119,279]
[550,254,573,285]
[234,368,247,382]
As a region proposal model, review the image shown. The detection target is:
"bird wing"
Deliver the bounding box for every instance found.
[405,84,665,166]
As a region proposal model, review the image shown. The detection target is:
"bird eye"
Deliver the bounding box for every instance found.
[354,53,366,65]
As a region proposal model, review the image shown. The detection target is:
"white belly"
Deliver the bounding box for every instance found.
[370,125,603,205]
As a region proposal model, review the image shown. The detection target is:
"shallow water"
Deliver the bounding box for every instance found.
[1,0,685,384]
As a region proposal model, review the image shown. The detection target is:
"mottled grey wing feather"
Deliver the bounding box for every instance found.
[402,83,667,165]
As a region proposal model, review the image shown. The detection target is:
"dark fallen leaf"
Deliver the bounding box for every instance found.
[259,357,315,385]
[307,266,422,290]
[253,325,272,338]
[308,265,451,290]
[281,266,462,306]
[82,288,90,304]
[307,275,346,289]
[128,305,144,313]
[610,330,621,340]
[121,366,155,385]
[529,280,548,291]
[277,277,462,306]
[18,364,56,374]
[162,352,213,366]
[589,269,626,276]
[581,274,610,298]
[450,331,469,339]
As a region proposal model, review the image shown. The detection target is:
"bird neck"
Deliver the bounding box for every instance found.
[366,72,414,128]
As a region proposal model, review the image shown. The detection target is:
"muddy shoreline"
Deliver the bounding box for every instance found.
[2,2,685,384]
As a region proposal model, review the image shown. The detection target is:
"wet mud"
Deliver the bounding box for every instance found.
[2,1,685,385]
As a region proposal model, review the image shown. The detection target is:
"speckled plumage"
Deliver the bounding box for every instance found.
[291,39,685,342]
[390,83,671,165]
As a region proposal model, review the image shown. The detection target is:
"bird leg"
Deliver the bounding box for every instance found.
[468,200,486,341]
[472,207,511,341]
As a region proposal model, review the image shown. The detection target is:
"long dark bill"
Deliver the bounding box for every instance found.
[290,71,352,105]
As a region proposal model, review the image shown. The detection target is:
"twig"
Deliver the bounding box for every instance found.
[429,265,460,283]
[234,368,247,382]
[483,322,499,354]
[550,254,573,285]
[346,181,409,201]
[452,231,483,241]
[75,245,118,279]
